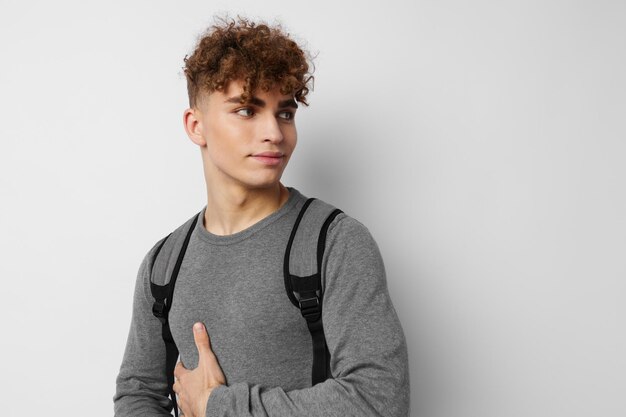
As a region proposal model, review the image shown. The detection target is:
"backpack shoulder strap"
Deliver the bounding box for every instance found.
[147,210,201,417]
[284,197,344,385]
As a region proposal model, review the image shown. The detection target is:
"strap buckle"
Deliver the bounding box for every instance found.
[299,295,321,322]
[152,301,167,324]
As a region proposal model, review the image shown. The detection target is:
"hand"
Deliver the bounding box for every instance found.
[173,322,226,417]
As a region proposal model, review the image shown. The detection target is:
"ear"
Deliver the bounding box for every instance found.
[183,107,207,146]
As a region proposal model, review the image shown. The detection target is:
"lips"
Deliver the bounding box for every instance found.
[250,152,285,166]
[252,151,284,157]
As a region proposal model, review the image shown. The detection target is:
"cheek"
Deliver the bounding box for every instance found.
[205,116,242,157]
[284,127,298,150]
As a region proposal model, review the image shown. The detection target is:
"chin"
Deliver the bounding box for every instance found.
[239,175,284,190]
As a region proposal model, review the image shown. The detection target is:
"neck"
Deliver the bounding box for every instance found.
[203,181,289,236]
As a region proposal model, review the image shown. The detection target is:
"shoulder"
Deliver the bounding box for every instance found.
[301,193,380,252]
[328,212,375,243]
[140,233,171,274]
[305,196,384,275]
[135,208,201,299]
[318,208,388,296]
[326,213,383,265]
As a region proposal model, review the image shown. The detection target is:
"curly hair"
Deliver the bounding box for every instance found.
[183,16,314,108]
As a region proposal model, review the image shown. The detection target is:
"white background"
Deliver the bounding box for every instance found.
[1,0,625,416]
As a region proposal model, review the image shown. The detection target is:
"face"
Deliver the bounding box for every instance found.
[184,79,298,191]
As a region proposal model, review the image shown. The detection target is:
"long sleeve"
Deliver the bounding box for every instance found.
[205,215,410,417]
[113,240,174,416]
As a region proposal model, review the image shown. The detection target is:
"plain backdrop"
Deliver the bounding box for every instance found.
[1,0,625,416]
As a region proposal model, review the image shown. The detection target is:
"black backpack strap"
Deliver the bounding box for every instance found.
[284,197,344,385]
[149,211,200,417]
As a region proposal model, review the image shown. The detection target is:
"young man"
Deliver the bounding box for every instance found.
[114,17,410,417]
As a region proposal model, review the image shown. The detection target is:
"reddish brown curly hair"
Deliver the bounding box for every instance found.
[183,16,314,108]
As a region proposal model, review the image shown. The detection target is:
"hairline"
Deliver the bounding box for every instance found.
[193,81,299,110]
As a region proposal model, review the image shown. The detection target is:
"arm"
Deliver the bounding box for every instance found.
[205,215,410,417]
[113,240,174,416]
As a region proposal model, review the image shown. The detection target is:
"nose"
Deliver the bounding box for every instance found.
[260,114,284,143]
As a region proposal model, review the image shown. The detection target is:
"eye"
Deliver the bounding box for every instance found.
[278,111,295,121]
[235,107,254,117]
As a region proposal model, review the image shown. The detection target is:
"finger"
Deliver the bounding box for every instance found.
[193,322,212,357]
[174,361,188,379]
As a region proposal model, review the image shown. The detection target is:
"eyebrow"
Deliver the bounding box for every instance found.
[224,95,298,109]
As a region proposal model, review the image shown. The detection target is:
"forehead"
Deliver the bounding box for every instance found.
[197,80,297,112]
[217,80,294,102]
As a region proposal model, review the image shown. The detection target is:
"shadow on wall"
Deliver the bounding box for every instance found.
[290,117,373,214]
[291,111,442,417]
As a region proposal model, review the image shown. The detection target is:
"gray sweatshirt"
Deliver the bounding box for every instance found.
[113,187,410,416]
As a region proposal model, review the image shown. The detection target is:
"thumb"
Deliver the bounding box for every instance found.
[193,322,212,357]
